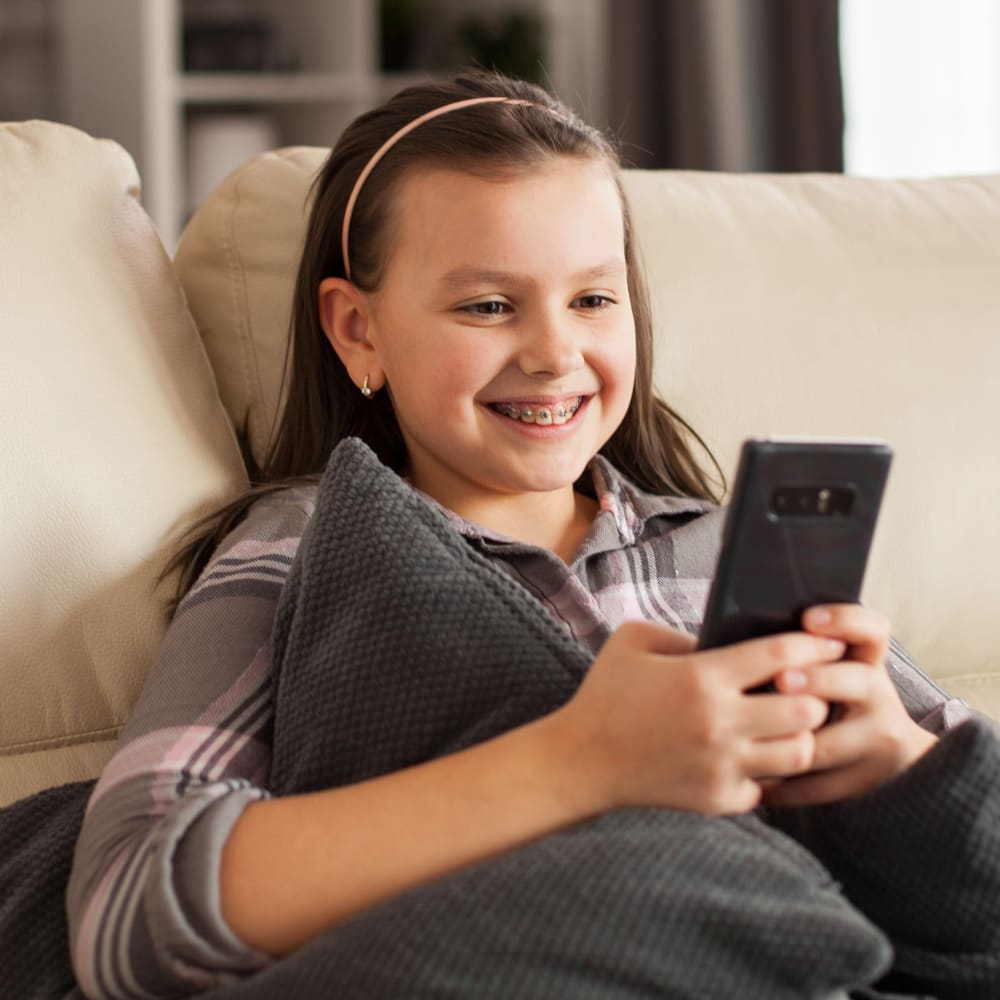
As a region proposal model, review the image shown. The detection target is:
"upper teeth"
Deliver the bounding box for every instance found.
[493,398,582,425]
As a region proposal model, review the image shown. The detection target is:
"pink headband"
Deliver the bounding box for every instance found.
[340,96,536,281]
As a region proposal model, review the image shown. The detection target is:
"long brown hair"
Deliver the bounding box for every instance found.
[165,71,723,609]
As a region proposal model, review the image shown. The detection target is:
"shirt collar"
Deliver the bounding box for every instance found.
[411,456,714,553]
[586,454,711,546]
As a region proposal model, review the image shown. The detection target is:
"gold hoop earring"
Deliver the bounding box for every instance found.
[360,374,373,398]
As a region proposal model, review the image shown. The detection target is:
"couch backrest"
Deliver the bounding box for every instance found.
[631,170,1000,716]
[175,150,1000,718]
[0,122,246,806]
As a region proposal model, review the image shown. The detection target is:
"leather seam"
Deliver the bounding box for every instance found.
[0,726,121,756]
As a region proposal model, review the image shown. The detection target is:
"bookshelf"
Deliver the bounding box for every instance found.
[58,0,608,249]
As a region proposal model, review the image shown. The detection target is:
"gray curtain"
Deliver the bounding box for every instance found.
[609,0,844,172]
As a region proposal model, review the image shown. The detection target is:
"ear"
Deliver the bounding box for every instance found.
[318,277,386,393]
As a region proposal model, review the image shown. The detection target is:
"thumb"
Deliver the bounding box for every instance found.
[620,619,698,656]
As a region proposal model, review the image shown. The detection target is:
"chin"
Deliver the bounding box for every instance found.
[504,459,592,495]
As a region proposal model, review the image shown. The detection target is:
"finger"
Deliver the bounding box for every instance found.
[650,626,698,656]
[801,604,889,667]
[762,766,869,807]
[740,691,830,739]
[806,715,874,773]
[619,619,699,656]
[744,730,816,780]
[604,620,698,659]
[761,717,880,805]
[710,632,847,691]
[773,661,877,707]
[722,779,765,815]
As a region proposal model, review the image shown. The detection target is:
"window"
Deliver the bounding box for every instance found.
[840,0,1000,177]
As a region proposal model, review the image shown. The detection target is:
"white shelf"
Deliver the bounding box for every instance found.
[57,0,608,251]
[181,72,364,104]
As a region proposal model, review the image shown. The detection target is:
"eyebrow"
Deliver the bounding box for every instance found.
[437,259,627,290]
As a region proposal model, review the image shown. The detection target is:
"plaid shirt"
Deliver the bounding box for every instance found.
[66,457,964,999]
[429,456,717,655]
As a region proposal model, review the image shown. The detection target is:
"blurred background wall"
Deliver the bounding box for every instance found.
[0,0,57,122]
[3,0,999,245]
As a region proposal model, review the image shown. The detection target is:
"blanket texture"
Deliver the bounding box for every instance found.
[0,779,93,1000]
[204,438,894,999]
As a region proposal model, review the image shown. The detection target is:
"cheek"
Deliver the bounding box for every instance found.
[599,325,638,395]
[433,341,504,398]
[388,347,491,423]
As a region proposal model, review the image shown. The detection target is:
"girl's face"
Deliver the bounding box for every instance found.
[365,157,636,520]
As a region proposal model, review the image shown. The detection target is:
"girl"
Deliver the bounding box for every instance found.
[68,72,997,999]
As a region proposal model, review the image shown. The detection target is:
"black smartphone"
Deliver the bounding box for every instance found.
[697,438,893,651]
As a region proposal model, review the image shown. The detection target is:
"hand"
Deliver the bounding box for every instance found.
[555,620,839,816]
[762,604,938,807]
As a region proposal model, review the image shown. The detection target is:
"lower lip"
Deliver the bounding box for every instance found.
[483,397,591,439]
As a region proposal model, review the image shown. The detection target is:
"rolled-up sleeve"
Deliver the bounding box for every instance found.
[67,489,314,1000]
[884,636,973,733]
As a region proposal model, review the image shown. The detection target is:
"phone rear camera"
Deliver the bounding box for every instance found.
[770,485,856,518]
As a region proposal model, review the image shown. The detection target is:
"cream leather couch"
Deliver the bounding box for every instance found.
[2,120,999,809]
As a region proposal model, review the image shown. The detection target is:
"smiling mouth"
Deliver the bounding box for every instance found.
[487,396,584,426]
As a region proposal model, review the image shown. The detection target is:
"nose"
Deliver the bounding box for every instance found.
[517,308,584,378]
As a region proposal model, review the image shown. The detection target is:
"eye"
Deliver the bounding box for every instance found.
[572,294,615,311]
[460,300,510,317]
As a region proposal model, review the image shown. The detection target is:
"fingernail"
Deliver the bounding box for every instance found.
[807,607,833,626]
[782,669,808,690]
[826,639,846,657]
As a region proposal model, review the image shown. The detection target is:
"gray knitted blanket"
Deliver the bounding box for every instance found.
[0,779,92,999]
[208,438,895,999]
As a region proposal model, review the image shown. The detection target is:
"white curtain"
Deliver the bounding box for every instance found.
[840,0,1000,177]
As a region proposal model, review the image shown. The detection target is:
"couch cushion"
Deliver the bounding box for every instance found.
[174,151,1000,718]
[627,170,1000,717]
[175,147,324,470]
[0,121,247,806]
